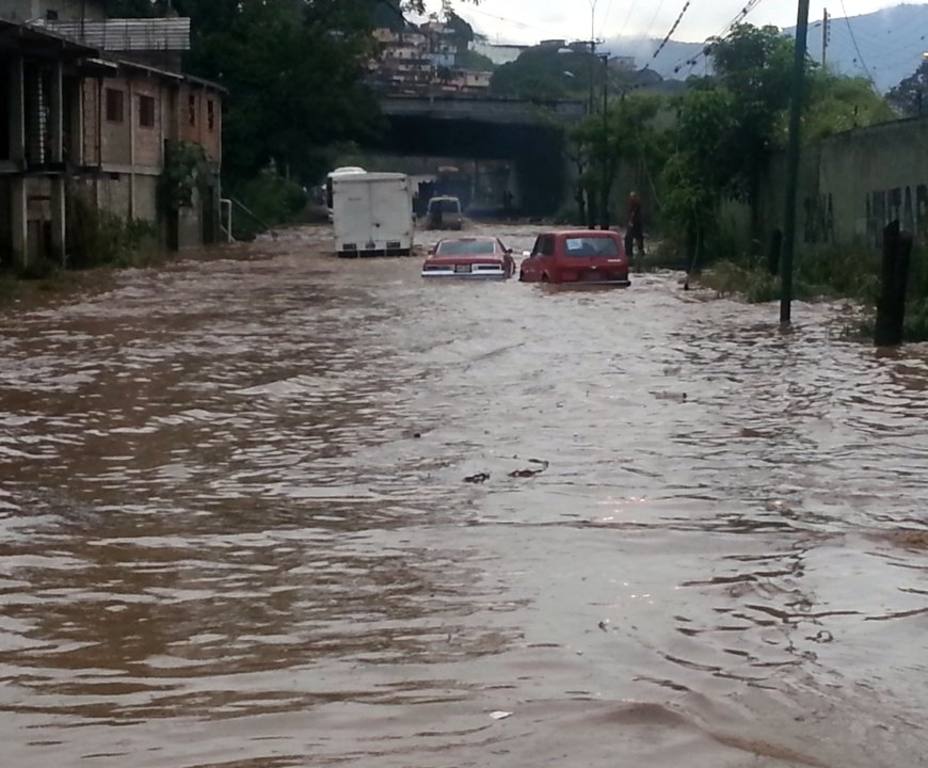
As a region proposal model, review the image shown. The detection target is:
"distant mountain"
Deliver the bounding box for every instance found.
[597,2,928,92]
[788,3,928,92]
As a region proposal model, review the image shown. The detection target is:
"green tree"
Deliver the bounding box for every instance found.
[169,0,381,182]
[490,45,629,100]
[661,88,737,268]
[887,60,928,117]
[803,74,894,140]
[706,24,795,227]
[456,49,496,72]
[571,94,664,228]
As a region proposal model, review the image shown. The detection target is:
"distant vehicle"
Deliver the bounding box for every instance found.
[333,172,415,257]
[426,196,463,230]
[421,236,515,279]
[326,166,366,222]
[519,230,630,286]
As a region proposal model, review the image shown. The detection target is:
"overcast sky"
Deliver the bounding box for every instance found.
[426,0,918,44]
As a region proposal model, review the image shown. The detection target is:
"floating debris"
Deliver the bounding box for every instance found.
[489,710,512,721]
[464,472,490,484]
[509,459,549,478]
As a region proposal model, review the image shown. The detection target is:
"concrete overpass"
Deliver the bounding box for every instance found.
[379,95,586,125]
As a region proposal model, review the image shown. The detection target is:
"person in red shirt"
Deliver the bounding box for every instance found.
[624,191,644,270]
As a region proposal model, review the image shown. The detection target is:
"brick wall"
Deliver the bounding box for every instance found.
[81,79,99,166]
[99,76,131,166]
[203,93,221,163]
[177,84,222,163]
[133,80,162,168]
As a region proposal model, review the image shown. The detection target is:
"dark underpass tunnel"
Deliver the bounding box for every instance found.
[377,115,568,217]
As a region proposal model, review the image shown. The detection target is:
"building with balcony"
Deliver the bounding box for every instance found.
[1,4,224,267]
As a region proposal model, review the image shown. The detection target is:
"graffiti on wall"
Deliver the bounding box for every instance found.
[866,184,928,247]
[803,193,835,244]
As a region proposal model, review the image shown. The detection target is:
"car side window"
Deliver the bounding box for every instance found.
[540,236,555,256]
[530,237,543,257]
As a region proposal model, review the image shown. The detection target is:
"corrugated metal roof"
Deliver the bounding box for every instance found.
[0,18,100,56]
[36,18,190,51]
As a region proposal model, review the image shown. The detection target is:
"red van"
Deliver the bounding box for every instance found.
[519,230,630,286]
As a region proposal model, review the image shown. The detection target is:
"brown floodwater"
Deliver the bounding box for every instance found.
[1,223,927,768]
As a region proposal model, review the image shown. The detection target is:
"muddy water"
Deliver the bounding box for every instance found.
[1,224,927,768]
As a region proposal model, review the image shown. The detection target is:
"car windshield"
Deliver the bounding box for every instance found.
[429,198,460,214]
[436,240,495,256]
[563,237,619,257]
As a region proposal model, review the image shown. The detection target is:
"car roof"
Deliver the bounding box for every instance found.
[431,196,461,202]
[546,229,618,237]
[437,236,495,243]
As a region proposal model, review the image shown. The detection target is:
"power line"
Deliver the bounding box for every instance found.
[617,0,639,39]
[669,0,767,74]
[600,0,616,37]
[838,0,877,90]
[642,0,669,43]
[461,6,547,32]
[653,1,692,60]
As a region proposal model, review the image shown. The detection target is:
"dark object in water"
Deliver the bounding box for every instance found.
[508,459,549,478]
[464,472,490,484]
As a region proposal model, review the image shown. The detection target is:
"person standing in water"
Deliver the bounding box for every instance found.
[624,192,645,270]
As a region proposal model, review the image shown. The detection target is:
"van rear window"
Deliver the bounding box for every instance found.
[429,199,460,214]
[564,237,619,257]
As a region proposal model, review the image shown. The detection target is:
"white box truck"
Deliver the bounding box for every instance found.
[332,172,415,257]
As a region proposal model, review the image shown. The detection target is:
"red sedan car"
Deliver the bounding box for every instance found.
[421,237,516,279]
[519,230,630,286]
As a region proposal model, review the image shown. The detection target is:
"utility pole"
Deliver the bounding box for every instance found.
[588,0,598,115]
[780,0,812,325]
[822,8,830,70]
[601,54,609,229]
[589,39,597,115]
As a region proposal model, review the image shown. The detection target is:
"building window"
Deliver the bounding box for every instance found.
[105,88,124,123]
[188,94,196,126]
[138,95,155,128]
[46,10,59,20]
[207,99,215,131]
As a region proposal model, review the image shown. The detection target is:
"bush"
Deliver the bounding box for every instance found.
[795,243,880,302]
[228,169,308,240]
[698,260,780,302]
[67,196,158,268]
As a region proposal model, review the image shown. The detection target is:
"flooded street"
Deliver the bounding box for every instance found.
[2,223,928,767]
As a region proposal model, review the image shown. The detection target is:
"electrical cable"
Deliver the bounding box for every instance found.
[653,1,692,60]
[668,0,767,74]
[838,0,877,90]
[601,0,616,37]
[617,0,640,39]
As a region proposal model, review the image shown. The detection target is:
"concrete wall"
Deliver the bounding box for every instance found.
[134,174,158,222]
[0,181,10,263]
[818,118,928,248]
[754,117,928,255]
[98,173,130,219]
